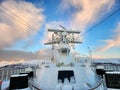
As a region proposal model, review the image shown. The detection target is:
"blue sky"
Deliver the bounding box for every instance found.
[0,0,120,61]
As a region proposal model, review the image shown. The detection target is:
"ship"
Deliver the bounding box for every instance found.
[1,26,120,90]
[32,26,103,90]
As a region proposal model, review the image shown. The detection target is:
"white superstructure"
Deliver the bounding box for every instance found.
[33,27,103,90]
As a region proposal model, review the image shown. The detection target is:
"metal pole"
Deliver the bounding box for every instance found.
[88,47,92,63]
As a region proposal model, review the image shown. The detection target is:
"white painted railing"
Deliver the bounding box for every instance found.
[0,68,25,81]
[88,79,107,90]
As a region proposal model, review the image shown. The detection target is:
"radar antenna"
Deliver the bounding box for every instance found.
[45,26,82,45]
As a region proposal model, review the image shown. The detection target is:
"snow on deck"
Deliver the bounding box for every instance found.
[1,58,120,90]
[2,80,9,90]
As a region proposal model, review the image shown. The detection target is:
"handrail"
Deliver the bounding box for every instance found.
[88,79,103,90]
[30,83,42,90]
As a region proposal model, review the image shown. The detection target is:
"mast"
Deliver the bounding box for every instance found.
[45,26,82,64]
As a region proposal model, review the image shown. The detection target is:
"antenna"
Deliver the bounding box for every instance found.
[81,7,120,36]
[59,25,66,30]
[88,47,92,63]
[52,34,54,50]
[51,33,55,62]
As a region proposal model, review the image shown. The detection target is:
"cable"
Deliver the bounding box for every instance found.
[0,3,37,31]
[81,8,120,36]
[0,9,31,29]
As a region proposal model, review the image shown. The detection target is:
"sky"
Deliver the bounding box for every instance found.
[0,0,120,64]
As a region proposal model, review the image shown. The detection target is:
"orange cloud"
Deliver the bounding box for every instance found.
[0,60,25,67]
[97,22,120,52]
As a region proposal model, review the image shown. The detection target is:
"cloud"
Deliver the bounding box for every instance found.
[0,60,25,67]
[96,22,120,52]
[0,48,57,62]
[92,55,105,59]
[0,61,14,67]
[0,48,56,64]
[45,21,65,29]
[60,0,115,31]
[37,48,52,59]
[0,0,45,48]
[37,48,60,60]
[0,49,38,61]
